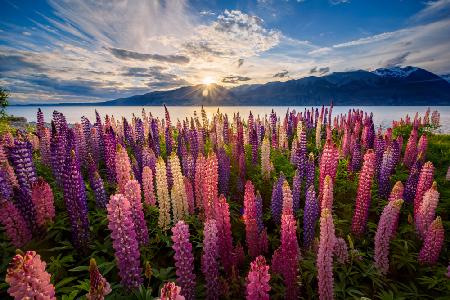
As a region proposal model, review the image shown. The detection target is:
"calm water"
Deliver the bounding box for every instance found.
[7,106,450,133]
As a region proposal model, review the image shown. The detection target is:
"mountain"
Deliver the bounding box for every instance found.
[102,66,450,106]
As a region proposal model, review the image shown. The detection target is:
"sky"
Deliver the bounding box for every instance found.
[1,0,449,104]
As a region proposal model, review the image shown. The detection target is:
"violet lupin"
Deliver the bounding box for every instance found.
[317,208,335,300]
[8,138,37,196]
[63,148,90,250]
[103,127,117,183]
[306,153,315,189]
[378,146,395,199]
[292,169,301,213]
[374,199,403,274]
[403,159,422,203]
[217,147,230,196]
[14,187,38,233]
[90,172,108,208]
[171,221,196,300]
[142,166,156,206]
[107,194,143,289]
[270,173,284,224]
[201,219,220,300]
[303,185,319,248]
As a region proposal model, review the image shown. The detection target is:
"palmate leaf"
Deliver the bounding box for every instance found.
[133,286,154,300]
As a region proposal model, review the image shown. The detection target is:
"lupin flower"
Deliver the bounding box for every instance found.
[171,221,196,300]
[315,115,322,149]
[417,134,428,161]
[244,181,261,258]
[378,146,395,199]
[321,175,333,211]
[90,171,108,208]
[124,179,149,246]
[87,258,111,300]
[306,153,315,189]
[170,153,189,222]
[261,136,271,180]
[374,133,385,175]
[0,167,13,200]
[183,177,195,214]
[202,153,219,219]
[14,187,38,233]
[31,178,55,226]
[414,161,434,221]
[107,194,143,289]
[292,170,301,213]
[333,237,349,264]
[8,138,37,196]
[282,180,293,215]
[418,216,444,265]
[1,161,19,189]
[255,191,264,232]
[416,182,439,239]
[142,166,156,206]
[319,139,339,201]
[303,185,319,248]
[103,127,117,182]
[403,159,422,203]
[218,147,230,196]
[159,282,185,300]
[403,128,418,168]
[5,251,56,300]
[374,199,403,274]
[0,201,32,247]
[317,208,335,300]
[156,157,171,230]
[246,256,271,300]
[215,195,234,274]
[351,150,375,236]
[349,142,362,173]
[270,174,284,224]
[115,144,133,194]
[388,181,404,202]
[201,219,220,300]
[63,149,90,250]
[194,154,205,210]
[272,213,299,300]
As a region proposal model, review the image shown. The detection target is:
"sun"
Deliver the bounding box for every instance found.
[202,76,215,85]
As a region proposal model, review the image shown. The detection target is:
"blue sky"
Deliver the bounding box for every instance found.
[1,0,449,103]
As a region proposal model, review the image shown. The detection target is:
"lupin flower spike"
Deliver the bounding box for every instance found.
[5,251,56,300]
[201,219,220,300]
[418,216,444,265]
[317,208,335,300]
[246,256,271,300]
[87,258,111,300]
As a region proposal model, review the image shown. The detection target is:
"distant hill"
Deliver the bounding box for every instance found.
[29,66,450,106]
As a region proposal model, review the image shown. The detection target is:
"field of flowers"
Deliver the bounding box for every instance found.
[0,106,449,299]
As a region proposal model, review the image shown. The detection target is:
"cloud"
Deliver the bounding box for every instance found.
[200,10,216,16]
[308,47,332,56]
[183,41,229,57]
[412,0,450,23]
[0,54,47,73]
[222,75,252,84]
[333,31,398,48]
[273,70,289,78]
[384,52,411,67]
[309,66,330,75]
[238,58,244,68]
[107,47,190,64]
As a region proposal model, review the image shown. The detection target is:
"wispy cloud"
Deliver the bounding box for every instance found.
[273,70,289,78]
[222,75,252,84]
[107,47,190,64]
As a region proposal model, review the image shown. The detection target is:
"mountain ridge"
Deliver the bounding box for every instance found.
[15,66,450,106]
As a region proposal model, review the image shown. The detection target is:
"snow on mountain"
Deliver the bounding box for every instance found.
[373,66,418,78]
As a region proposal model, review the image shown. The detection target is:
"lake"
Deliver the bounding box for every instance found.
[7,106,450,133]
